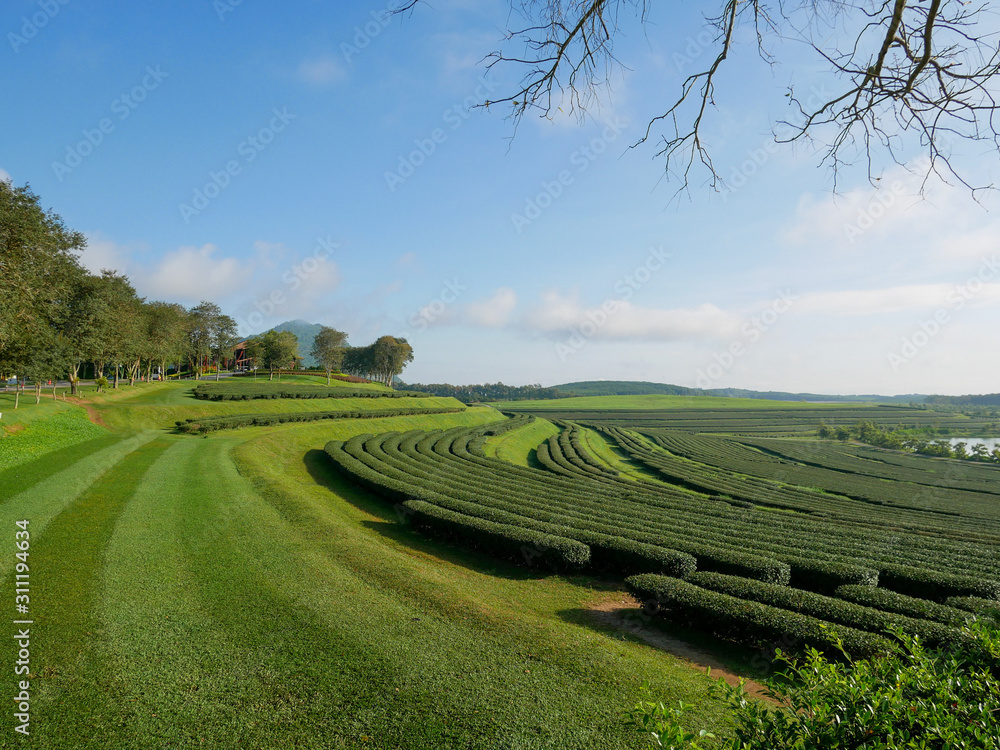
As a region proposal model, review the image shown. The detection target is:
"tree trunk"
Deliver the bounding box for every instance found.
[113,365,120,389]
[326,369,331,386]
[14,381,20,410]
[34,381,42,405]
[68,361,80,396]
[52,381,57,400]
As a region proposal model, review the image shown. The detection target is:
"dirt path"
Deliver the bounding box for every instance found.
[66,397,108,429]
[589,595,778,704]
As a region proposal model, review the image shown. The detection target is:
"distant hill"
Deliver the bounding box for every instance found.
[925,393,1000,406]
[554,381,709,397]
[551,380,925,404]
[266,320,323,367]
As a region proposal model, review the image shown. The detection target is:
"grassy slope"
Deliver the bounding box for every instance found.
[499,394,877,410]
[0,393,108,469]
[484,417,560,466]
[1,383,734,748]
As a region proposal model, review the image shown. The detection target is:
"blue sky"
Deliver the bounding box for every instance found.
[4,0,1000,395]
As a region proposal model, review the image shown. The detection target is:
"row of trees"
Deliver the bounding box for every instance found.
[0,181,416,404]
[819,420,1000,463]
[340,336,414,389]
[396,381,568,403]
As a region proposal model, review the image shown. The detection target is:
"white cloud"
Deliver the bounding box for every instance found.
[141,244,251,301]
[295,56,345,85]
[523,290,743,341]
[795,284,998,316]
[0,167,10,183]
[464,287,517,327]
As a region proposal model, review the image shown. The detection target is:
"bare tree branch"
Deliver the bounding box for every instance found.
[400,1,1000,195]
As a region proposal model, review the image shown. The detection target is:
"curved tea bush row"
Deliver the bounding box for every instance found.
[326,430,791,583]
[343,423,999,582]
[685,571,966,650]
[192,382,432,401]
[177,407,464,434]
[403,499,590,571]
[834,585,974,626]
[946,596,1000,618]
[649,430,1000,522]
[878,563,1000,602]
[323,419,997,648]
[597,425,1000,544]
[625,573,892,659]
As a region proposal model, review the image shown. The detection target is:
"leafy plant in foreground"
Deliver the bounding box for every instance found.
[630,622,1000,749]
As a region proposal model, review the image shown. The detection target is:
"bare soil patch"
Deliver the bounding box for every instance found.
[66,397,108,429]
[589,595,778,704]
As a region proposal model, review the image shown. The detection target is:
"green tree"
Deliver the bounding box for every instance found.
[310,326,349,385]
[0,181,85,357]
[210,313,239,381]
[258,329,299,381]
[371,335,414,389]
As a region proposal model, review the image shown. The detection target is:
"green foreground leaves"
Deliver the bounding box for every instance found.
[631,623,1000,749]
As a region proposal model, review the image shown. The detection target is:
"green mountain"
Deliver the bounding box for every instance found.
[268,320,323,367]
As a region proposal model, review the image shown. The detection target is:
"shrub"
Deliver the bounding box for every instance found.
[784,557,879,593]
[630,621,1000,749]
[586,537,697,578]
[836,585,973,626]
[403,499,590,571]
[625,573,890,659]
[879,563,1000,602]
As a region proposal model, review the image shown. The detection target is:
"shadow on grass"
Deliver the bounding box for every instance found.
[556,603,778,683]
[303,448,548,582]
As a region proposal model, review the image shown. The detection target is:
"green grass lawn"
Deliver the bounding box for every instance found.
[483,417,560,466]
[0,387,743,748]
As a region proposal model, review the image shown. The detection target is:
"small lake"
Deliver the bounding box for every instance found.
[947,437,1000,451]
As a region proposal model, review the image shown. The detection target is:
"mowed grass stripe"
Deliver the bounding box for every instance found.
[0,437,172,742]
[86,437,434,748]
[0,432,121,502]
[0,431,160,583]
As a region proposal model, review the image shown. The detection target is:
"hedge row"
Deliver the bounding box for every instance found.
[403,499,590,571]
[835,585,973,626]
[345,432,795,584]
[945,596,1000,618]
[685,571,965,650]
[177,407,464,434]
[878,563,1000,602]
[625,573,892,659]
[783,556,879,594]
[192,383,431,401]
